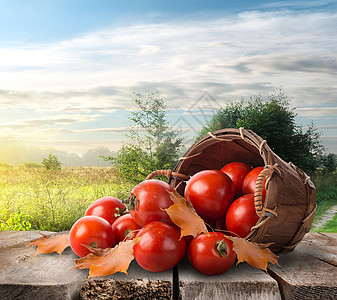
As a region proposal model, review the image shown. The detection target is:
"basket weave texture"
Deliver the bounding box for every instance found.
[167,128,317,254]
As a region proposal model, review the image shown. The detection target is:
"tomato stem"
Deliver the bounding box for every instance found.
[216,239,228,258]
[124,229,132,239]
[90,241,98,248]
[128,193,138,211]
[114,206,128,218]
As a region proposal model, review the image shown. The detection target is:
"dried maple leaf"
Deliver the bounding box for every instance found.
[74,237,141,278]
[165,190,209,239]
[226,235,279,272]
[29,233,70,256]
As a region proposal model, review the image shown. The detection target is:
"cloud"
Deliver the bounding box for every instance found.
[0,114,101,130]
[0,87,131,112]
[297,107,337,117]
[0,10,336,108]
[320,136,337,153]
[67,127,130,133]
[317,125,337,129]
[137,44,160,56]
[0,8,336,153]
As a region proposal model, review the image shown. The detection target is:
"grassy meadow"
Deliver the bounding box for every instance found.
[310,172,337,232]
[0,164,336,232]
[0,165,134,231]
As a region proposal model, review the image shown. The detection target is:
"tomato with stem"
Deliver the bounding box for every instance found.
[188,232,236,275]
[69,215,115,257]
[112,214,141,243]
[129,179,174,227]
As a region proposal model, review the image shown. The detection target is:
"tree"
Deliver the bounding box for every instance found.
[103,91,182,182]
[317,153,337,173]
[196,90,324,173]
[42,153,62,170]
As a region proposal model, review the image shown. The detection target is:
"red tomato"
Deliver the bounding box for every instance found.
[69,215,115,257]
[188,232,236,275]
[184,170,235,221]
[112,214,141,243]
[134,221,186,272]
[221,162,252,196]
[85,196,126,225]
[242,167,266,200]
[129,179,174,227]
[225,194,259,238]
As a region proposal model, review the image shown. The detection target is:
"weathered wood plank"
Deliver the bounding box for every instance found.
[177,258,282,300]
[268,251,337,300]
[0,231,173,300]
[1,231,337,299]
[0,231,87,300]
[0,230,55,248]
[295,232,337,266]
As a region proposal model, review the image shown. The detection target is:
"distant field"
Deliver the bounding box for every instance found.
[310,172,337,232]
[0,166,336,232]
[0,166,134,231]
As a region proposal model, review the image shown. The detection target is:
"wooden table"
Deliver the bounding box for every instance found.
[0,231,336,299]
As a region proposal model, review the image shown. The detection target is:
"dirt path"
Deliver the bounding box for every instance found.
[312,205,337,230]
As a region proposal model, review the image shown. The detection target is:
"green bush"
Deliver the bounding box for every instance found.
[196,90,323,173]
[42,154,62,170]
[0,209,32,231]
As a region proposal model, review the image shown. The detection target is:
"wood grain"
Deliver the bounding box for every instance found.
[177,258,281,300]
[268,247,337,300]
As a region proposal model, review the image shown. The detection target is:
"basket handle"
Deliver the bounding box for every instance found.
[146,170,190,181]
[254,164,281,218]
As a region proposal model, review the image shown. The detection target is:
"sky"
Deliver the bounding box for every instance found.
[0,0,337,157]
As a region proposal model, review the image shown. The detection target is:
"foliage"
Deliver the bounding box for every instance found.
[311,170,337,195]
[42,153,62,170]
[19,161,43,169]
[196,90,324,173]
[317,213,337,233]
[0,166,133,231]
[165,190,209,239]
[74,238,141,277]
[316,153,337,174]
[103,91,182,182]
[310,171,337,232]
[0,209,32,231]
[0,161,13,169]
[29,233,70,255]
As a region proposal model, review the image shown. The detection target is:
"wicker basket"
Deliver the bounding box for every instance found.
[146,128,317,254]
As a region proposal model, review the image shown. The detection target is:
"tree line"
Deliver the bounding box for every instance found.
[104,90,336,182]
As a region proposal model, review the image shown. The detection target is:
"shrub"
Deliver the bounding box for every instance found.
[42,154,62,170]
[0,209,32,231]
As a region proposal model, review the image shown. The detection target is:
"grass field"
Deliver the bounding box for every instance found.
[0,166,336,232]
[0,166,134,231]
[310,172,337,232]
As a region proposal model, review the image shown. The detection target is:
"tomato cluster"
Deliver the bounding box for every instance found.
[69,180,185,273]
[184,163,265,239]
[69,196,129,257]
[69,163,265,276]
